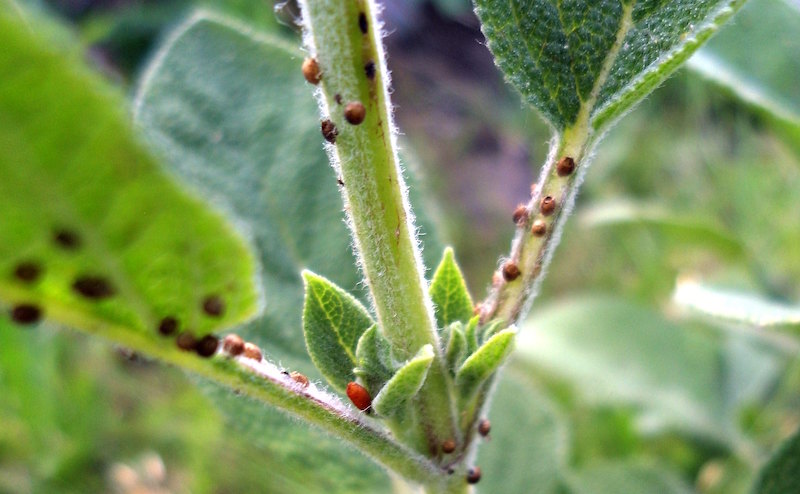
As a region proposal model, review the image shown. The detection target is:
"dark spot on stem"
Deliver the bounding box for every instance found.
[467,467,482,484]
[290,371,309,388]
[73,275,115,300]
[301,57,321,85]
[358,12,368,34]
[195,334,219,358]
[512,204,528,226]
[501,261,520,281]
[243,342,262,361]
[442,439,456,454]
[344,101,366,125]
[334,93,342,105]
[556,156,576,177]
[10,304,42,325]
[53,229,80,250]
[13,261,42,284]
[202,295,225,317]
[531,219,547,237]
[223,334,245,356]
[540,196,557,216]
[364,60,375,80]
[176,332,197,351]
[157,316,179,336]
[478,418,491,437]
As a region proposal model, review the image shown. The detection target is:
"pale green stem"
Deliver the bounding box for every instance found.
[298,0,460,456]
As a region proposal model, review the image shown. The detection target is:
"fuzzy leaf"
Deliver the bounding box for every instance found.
[564,462,693,494]
[479,319,506,345]
[464,314,480,355]
[456,328,516,400]
[354,324,394,394]
[753,427,800,494]
[430,247,474,330]
[0,10,259,340]
[475,0,748,131]
[372,345,435,418]
[302,271,374,393]
[445,322,467,374]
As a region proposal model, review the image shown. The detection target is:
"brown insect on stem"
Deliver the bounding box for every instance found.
[301,57,322,85]
[242,342,262,361]
[467,467,482,484]
[73,275,115,300]
[442,439,456,454]
[346,382,372,411]
[531,219,547,237]
[157,316,179,336]
[344,101,366,125]
[502,261,521,282]
[540,196,557,216]
[289,371,310,388]
[358,12,368,34]
[478,418,491,437]
[512,204,528,226]
[222,334,245,356]
[364,60,376,80]
[176,332,197,351]
[321,119,338,144]
[556,156,576,177]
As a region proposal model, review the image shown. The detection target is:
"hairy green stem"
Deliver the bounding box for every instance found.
[298,0,460,457]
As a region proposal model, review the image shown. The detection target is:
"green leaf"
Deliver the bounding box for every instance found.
[674,279,800,333]
[372,345,435,418]
[474,0,748,131]
[302,271,374,393]
[354,324,395,395]
[464,314,480,355]
[444,322,467,374]
[753,427,800,494]
[564,462,693,494]
[0,10,259,340]
[580,200,747,261]
[476,373,568,494]
[456,327,516,400]
[429,247,474,329]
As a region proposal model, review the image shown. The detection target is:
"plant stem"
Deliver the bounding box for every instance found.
[298,0,459,455]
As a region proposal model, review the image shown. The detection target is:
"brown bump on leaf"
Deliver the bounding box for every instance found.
[512,204,528,226]
[223,334,245,356]
[301,57,322,85]
[364,60,375,80]
[346,381,372,411]
[501,261,520,282]
[157,316,179,336]
[334,93,342,105]
[467,467,482,484]
[540,196,557,216]
[10,304,42,325]
[195,335,219,358]
[442,439,456,454]
[344,101,366,125]
[478,418,491,437]
[243,342,262,361]
[176,332,197,351]
[290,371,310,388]
[13,261,42,284]
[556,156,576,177]
[53,229,80,250]
[202,295,225,318]
[531,219,547,237]
[72,275,115,300]
[358,12,368,34]
[321,119,338,144]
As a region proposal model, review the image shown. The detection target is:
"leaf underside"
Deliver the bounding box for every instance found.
[475,0,747,131]
[0,11,260,340]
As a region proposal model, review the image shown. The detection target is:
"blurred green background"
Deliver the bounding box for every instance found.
[2,0,799,492]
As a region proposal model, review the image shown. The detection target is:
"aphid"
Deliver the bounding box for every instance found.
[531,219,547,237]
[13,261,41,283]
[334,93,342,105]
[321,119,338,144]
[176,332,197,351]
[556,156,576,177]
[72,275,115,299]
[466,467,482,484]
[512,204,528,225]
[243,342,262,361]
[10,303,42,325]
[344,101,366,125]
[222,334,245,356]
[364,60,376,80]
[442,439,456,454]
[346,381,372,411]
[501,261,521,282]
[157,316,179,336]
[301,57,322,85]
[53,228,80,249]
[337,177,345,186]
[358,12,368,34]
[290,371,310,388]
[478,418,491,437]
[202,294,225,317]
[195,334,219,358]
[540,195,557,216]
